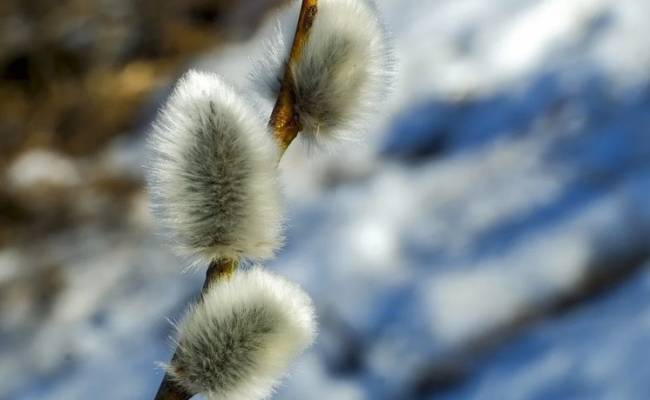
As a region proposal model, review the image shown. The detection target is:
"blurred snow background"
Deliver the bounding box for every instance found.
[1,0,649,399]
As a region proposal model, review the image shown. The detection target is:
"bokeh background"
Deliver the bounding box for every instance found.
[1,0,650,399]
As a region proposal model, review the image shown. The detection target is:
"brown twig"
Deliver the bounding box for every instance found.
[270,0,319,153]
[152,377,193,400]
[202,258,237,293]
[153,1,319,399]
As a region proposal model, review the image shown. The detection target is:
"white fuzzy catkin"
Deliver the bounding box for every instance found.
[167,267,317,400]
[253,0,393,145]
[147,70,283,263]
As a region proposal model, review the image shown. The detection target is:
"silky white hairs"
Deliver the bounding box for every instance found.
[253,0,393,145]
[166,267,317,400]
[147,70,283,263]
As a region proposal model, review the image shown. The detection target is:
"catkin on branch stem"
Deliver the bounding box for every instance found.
[152,2,319,400]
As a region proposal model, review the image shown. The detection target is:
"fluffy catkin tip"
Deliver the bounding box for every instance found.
[166,267,317,400]
[253,0,394,145]
[147,70,283,263]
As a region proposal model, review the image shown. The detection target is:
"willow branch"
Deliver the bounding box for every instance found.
[270,0,319,154]
[153,1,318,399]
